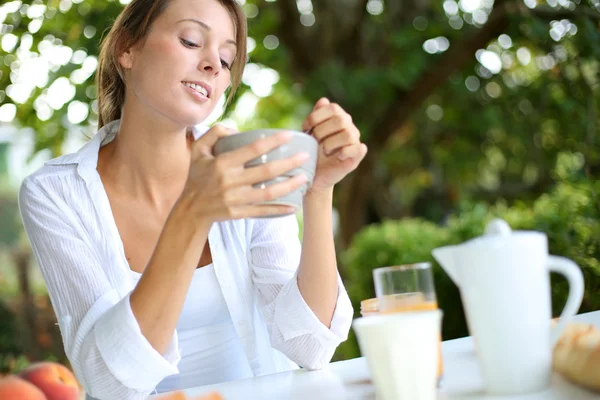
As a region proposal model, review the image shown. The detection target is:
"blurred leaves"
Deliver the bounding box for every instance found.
[1,0,125,158]
[1,1,599,231]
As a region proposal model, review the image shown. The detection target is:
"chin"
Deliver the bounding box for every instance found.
[165,106,214,128]
[145,91,215,128]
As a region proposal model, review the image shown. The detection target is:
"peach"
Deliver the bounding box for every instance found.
[157,392,187,400]
[156,391,225,400]
[19,362,80,400]
[0,375,47,399]
[198,393,224,400]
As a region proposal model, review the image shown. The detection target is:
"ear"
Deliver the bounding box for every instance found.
[118,47,135,70]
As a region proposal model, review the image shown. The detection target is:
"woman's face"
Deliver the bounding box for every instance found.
[120,0,237,127]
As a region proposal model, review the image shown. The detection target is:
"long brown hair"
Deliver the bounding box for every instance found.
[96,0,247,129]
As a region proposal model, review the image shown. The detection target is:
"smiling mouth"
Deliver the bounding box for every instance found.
[182,82,209,98]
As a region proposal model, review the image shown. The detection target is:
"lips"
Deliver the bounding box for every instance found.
[182,81,212,98]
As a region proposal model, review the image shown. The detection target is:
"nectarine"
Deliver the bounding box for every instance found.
[155,391,225,400]
[0,375,47,399]
[19,362,79,400]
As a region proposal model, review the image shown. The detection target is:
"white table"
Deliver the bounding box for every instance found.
[182,311,600,399]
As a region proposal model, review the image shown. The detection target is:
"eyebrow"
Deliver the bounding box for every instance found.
[177,18,237,48]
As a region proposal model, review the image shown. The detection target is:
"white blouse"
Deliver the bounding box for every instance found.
[18,120,354,400]
[130,265,254,393]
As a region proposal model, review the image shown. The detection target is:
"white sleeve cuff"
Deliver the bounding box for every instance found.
[274,272,353,346]
[94,293,180,391]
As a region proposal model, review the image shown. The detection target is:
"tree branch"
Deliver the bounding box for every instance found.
[576,58,598,159]
[336,0,512,246]
[274,0,316,75]
[338,0,370,65]
[369,0,599,175]
[369,0,511,153]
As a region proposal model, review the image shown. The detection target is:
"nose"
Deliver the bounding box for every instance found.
[198,48,221,76]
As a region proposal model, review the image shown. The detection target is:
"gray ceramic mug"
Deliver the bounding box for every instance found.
[213,129,319,217]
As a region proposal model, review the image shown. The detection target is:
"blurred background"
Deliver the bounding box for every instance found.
[0,0,599,375]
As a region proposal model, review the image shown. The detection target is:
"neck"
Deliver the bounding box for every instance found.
[98,106,192,212]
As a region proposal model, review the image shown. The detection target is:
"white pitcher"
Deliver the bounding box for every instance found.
[432,218,584,395]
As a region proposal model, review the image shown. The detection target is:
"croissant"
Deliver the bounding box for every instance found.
[552,323,600,392]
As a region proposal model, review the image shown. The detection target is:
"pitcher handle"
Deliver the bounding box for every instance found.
[548,255,584,345]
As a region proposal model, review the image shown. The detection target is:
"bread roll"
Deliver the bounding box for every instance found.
[553,323,600,392]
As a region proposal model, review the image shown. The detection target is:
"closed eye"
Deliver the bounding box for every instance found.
[180,38,199,48]
[180,38,232,70]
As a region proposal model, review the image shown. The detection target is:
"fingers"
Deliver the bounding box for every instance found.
[302,101,348,133]
[223,174,309,219]
[218,131,293,167]
[226,173,308,206]
[231,204,297,219]
[301,98,330,131]
[319,127,360,155]
[245,174,309,204]
[336,142,368,161]
[302,100,364,161]
[313,97,330,111]
[310,115,348,143]
[237,152,310,186]
[192,124,237,157]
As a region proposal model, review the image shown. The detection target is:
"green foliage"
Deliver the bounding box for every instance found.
[0,186,21,248]
[516,179,600,313]
[0,1,598,232]
[335,178,600,361]
[334,219,459,361]
[0,300,20,354]
[343,219,449,310]
[0,300,26,374]
[1,0,125,157]
[0,354,31,375]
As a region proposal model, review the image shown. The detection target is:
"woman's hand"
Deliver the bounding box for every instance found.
[180,125,309,222]
[301,98,367,194]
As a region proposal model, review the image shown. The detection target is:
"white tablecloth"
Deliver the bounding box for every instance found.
[174,311,600,399]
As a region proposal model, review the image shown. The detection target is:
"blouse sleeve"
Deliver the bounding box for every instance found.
[248,214,353,370]
[19,176,180,400]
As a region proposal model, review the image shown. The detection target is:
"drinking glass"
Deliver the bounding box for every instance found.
[373,263,437,312]
[372,263,443,382]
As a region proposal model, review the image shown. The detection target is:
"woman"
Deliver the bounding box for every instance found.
[19,0,367,399]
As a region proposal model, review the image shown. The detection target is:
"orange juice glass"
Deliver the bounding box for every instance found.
[372,263,443,384]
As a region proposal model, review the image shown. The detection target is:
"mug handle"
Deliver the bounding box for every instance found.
[548,255,584,345]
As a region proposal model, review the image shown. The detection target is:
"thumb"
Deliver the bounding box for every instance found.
[192,124,237,157]
[313,97,330,111]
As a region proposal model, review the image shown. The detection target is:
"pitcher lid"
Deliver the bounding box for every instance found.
[463,218,545,248]
[457,218,511,247]
[484,218,513,236]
